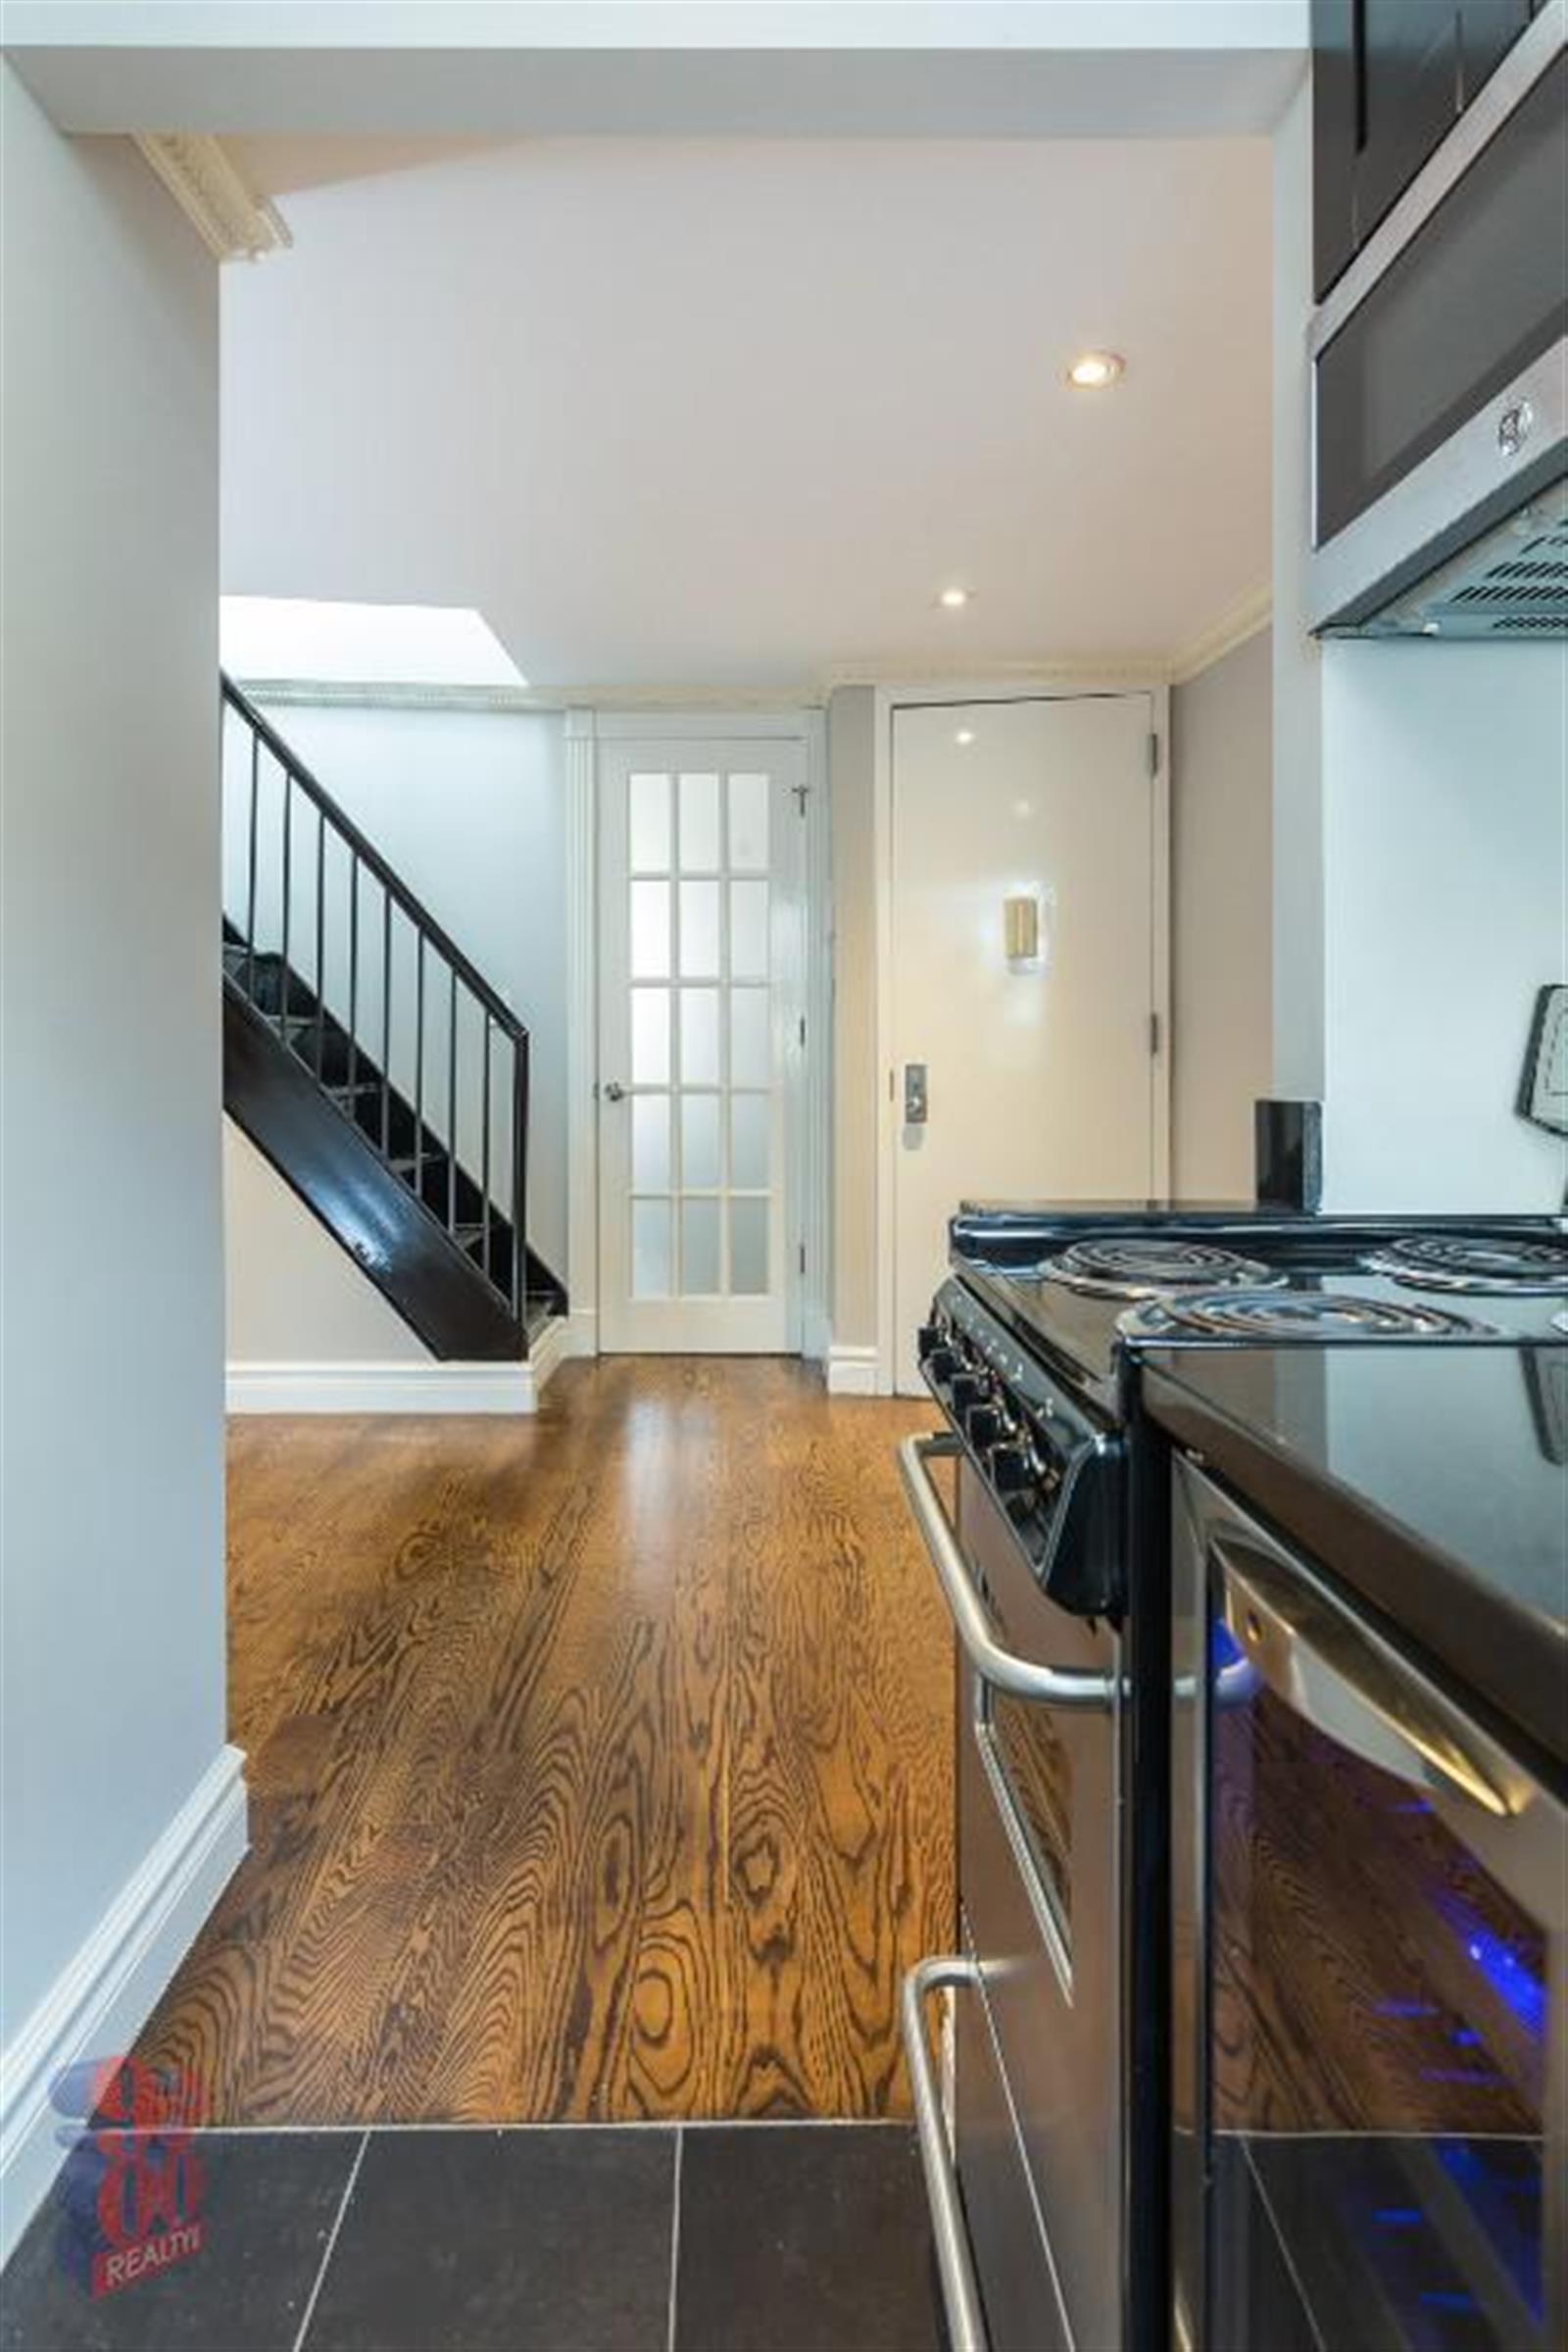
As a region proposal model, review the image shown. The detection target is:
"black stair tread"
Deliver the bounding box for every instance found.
[225,990,527,1361]
[221,880,564,1343]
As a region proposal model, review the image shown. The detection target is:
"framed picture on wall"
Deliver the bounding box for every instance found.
[1517,984,1568,1136]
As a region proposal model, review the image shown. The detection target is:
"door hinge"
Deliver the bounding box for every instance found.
[1150,1011,1162,1056]
[793,782,809,817]
[1148,731,1161,778]
[798,1014,807,1050]
[799,1242,807,1275]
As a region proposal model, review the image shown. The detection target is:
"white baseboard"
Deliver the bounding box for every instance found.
[225,1359,539,1414]
[0,1745,248,2266]
[563,1307,599,1360]
[527,1312,572,1396]
[825,1344,881,1396]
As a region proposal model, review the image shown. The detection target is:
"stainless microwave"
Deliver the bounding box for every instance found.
[1309,0,1567,638]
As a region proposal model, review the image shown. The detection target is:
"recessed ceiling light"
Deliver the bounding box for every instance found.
[955,728,976,747]
[938,585,972,610]
[1066,351,1124,391]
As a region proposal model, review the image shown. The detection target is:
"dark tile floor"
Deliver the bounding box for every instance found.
[0,2124,944,2352]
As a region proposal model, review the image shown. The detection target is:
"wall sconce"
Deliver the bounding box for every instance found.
[1004,893,1042,965]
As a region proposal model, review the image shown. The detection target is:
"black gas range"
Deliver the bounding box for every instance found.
[901,1205,1567,2352]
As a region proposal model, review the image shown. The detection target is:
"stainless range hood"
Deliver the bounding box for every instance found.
[1342,472,1568,642]
[1309,5,1568,641]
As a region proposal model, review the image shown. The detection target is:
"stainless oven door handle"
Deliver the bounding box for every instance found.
[900,1434,1118,1708]
[902,1955,989,2352]
[1214,1534,1523,1820]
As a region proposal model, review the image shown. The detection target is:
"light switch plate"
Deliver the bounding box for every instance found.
[1517,985,1568,1136]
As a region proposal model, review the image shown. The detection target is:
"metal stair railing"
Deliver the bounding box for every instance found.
[220,671,529,1319]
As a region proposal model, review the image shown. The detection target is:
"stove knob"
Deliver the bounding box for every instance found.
[990,1445,1036,1503]
[967,1403,1004,1449]
[917,1323,945,1359]
[925,1347,956,1384]
[950,1372,985,1414]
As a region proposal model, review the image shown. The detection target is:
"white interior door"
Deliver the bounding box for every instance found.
[599,739,805,1352]
[892,695,1162,1392]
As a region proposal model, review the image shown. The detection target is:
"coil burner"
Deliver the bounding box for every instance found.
[1042,1238,1283,1301]
[1119,1289,1496,1343]
[1361,1233,1568,1296]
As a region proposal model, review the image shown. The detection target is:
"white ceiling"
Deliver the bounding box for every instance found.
[220,134,1273,690]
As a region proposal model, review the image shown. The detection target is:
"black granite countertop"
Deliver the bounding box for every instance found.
[1143,1343,1568,1774]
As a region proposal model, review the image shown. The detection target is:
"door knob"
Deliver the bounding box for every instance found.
[604,1081,626,1102]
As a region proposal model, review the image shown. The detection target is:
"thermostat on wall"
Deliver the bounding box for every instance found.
[1517,985,1568,1137]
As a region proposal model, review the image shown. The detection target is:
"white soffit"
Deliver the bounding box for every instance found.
[7,4,1308,138]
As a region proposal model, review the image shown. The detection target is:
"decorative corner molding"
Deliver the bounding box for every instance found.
[1166,584,1273,686]
[134,135,292,264]
[825,1344,882,1398]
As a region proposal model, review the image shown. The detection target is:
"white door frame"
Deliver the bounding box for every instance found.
[871,674,1171,1396]
[564,706,830,1362]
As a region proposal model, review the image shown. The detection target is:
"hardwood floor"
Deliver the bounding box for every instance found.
[131,1361,954,2125]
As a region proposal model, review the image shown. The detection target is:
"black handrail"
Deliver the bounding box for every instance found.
[220,672,531,1322]
[220,673,526,1044]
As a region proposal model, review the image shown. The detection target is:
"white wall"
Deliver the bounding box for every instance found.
[828,686,879,1352]
[228,699,568,1283]
[1319,643,1567,1210]
[1268,74,1564,1208]
[1,55,229,2133]
[1270,71,1326,1102]
[224,1122,430,1364]
[1171,627,1273,1200]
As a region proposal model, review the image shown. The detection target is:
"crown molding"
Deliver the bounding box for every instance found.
[134,135,291,263]
[550,680,826,710]
[1165,583,1273,686]
[820,654,1165,691]
[240,676,826,714]
[239,676,546,713]
[237,598,1276,720]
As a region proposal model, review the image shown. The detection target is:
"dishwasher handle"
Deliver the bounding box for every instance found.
[902,1956,989,2352]
[900,1434,1118,1709]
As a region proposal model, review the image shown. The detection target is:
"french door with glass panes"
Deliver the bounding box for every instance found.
[597,740,806,1352]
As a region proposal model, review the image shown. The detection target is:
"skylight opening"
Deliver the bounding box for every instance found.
[220,597,527,690]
